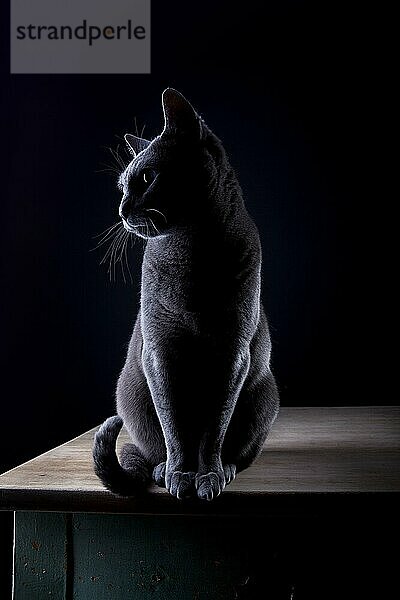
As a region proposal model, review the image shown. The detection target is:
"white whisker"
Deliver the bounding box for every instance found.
[93,221,121,239]
[123,232,133,283]
[105,228,125,280]
[145,208,168,224]
[111,228,126,281]
[91,223,122,251]
[95,162,121,176]
[108,146,127,172]
[116,230,129,284]
[99,225,123,265]
[147,216,161,236]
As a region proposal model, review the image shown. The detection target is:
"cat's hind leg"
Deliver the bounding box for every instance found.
[152,461,166,486]
[222,368,279,475]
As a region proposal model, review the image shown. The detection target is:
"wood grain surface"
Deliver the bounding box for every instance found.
[1,407,399,514]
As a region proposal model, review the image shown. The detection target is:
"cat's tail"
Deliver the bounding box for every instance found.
[93,415,151,496]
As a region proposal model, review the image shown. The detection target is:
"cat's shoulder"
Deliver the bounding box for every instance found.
[227,212,261,257]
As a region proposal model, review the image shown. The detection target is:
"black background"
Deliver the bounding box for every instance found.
[0,1,395,596]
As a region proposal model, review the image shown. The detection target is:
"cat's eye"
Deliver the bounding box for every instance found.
[142,168,157,186]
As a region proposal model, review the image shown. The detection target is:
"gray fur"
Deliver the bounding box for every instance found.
[93,89,279,500]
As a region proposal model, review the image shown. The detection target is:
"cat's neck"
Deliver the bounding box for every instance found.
[202,128,246,219]
[145,225,214,260]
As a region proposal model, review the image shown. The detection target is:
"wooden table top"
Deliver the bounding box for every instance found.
[1,407,399,515]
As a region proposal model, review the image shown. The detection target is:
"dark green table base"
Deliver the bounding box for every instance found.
[13,501,399,600]
[16,511,317,599]
[15,511,292,599]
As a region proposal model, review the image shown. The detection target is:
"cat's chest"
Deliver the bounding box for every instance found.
[142,271,203,332]
[142,255,241,314]
[141,237,259,334]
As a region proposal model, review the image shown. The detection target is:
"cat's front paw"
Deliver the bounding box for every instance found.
[223,463,237,485]
[155,460,196,499]
[166,470,196,499]
[195,470,225,501]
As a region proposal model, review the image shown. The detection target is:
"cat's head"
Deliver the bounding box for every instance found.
[118,88,213,238]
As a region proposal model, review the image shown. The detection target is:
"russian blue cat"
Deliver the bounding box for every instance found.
[93,89,279,501]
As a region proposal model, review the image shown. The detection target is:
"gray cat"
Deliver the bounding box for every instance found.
[93,89,279,501]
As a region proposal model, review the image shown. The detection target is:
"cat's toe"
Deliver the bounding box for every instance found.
[223,463,236,485]
[153,462,166,487]
[195,472,223,501]
[168,471,196,499]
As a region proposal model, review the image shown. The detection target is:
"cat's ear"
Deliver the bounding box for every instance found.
[124,134,150,157]
[162,88,201,138]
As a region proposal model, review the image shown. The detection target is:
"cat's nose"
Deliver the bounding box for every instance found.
[119,197,131,220]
